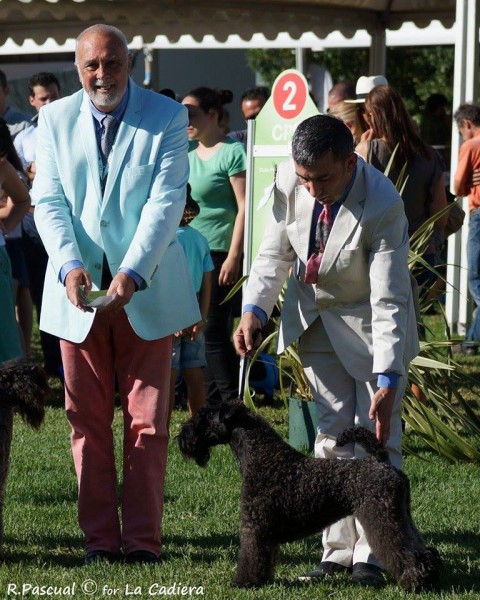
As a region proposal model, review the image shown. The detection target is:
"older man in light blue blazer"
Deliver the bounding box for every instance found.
[235,115,419,587]
[33,24,200,565]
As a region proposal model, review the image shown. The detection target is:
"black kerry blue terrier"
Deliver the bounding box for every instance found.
[178,402,441,592]
[0,357,49,560]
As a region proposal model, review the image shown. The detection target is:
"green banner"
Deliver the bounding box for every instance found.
[245,69,319,269]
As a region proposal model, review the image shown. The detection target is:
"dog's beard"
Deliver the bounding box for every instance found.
[178,436,211,467]
[177,421,212,466]
[193,444,211,467]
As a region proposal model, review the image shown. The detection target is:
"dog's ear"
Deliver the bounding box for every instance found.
[219,400,247,422]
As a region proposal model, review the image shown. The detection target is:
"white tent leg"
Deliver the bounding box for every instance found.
[446,0,479,335]
[295,47,306,74]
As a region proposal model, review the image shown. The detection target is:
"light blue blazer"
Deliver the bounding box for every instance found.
[33,79,200,343]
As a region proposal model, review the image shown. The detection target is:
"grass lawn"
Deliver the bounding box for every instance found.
[1,319,480,599]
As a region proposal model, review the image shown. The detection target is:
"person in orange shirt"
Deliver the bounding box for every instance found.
[454,103,480,354]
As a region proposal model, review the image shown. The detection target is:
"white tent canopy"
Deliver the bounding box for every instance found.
[150,21,458,49]
[0,0,477,334]
[0,20,457,56]
[0,0,456,46]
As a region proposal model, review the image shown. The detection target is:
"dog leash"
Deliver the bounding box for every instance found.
[238,328,261,402]
[238,355,250,402]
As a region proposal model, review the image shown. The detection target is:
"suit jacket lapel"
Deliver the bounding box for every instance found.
[319,161,366,274]
[293,185,315,263]
[103,81,141,202]
[79,93,103,205]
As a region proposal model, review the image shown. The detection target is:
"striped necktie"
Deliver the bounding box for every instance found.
[100,114,118,191]
[101,114,117,162]
[100,114,118,286]
[304,203,333,284]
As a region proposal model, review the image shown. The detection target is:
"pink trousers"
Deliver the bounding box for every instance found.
[60,310,172,556]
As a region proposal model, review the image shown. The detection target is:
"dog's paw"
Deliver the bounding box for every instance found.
[232,579,264,589]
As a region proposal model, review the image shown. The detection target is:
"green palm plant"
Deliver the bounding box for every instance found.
[401,204,480,461]
[232,148,480,461]
[376,147,480,460]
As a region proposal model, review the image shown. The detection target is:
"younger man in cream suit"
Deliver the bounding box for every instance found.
[234,115,419,586]
[33,24,200,564]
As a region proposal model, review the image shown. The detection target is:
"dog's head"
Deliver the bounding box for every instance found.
[399,546,442,592]
[415,547,442,591]
[177,401,252,466]
[0,357,49,429]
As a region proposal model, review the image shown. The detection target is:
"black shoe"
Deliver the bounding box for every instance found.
[352,563,385,587]
[125,550,161,564]
[85,550,119,565]
[298,561,351,581]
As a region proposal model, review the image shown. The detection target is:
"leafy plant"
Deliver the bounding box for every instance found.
[401,207,480,461]
[234,147,480,461]
[247,46,455,117]
[386,152,480,460]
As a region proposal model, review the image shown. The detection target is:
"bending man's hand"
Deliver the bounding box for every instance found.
[233,312,262,357]
[100,272,136,314]
[65,267,93,313]
[369,387,396,446]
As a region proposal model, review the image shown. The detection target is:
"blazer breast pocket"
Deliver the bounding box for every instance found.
[120,164,156,210]
[124,164,156,180]
[335,247,367,282]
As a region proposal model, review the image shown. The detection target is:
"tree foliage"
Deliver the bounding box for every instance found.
[247,45,454,118]
[247,49,296,89]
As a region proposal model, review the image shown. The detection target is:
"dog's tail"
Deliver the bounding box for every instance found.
[336,426,390,463]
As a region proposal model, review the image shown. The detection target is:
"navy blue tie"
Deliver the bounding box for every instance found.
[100,114,118,191]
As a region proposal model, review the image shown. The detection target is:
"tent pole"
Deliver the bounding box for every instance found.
[368,25,386,75]
[446,0,479,335]
[295,47,306,74]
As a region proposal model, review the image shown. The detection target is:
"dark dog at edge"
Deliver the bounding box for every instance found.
[0,357,49,560]
[178,402,440,592]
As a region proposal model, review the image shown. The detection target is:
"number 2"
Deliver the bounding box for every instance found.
[282,81,297,112]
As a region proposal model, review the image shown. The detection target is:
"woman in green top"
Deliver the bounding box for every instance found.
[182,87,247,404]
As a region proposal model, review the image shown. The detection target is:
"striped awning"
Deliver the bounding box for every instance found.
[0,0,457,46]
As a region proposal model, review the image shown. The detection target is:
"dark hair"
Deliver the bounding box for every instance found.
[0,117,25,173]
[328,81,355,102]
[365,85,429,164]
[184,86,233,123]
[240,86,270,104]
[425,93,448,113]
[28,72,61,97]
[158,88,176,100]
[453,103,480,128]
[0,70,6,91]
[291,114,354,167]
[180,183,200,226]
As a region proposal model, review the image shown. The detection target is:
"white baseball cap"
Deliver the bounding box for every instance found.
[345,75,389,103]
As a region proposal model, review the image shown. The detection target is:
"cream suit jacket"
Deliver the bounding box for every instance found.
[243,157,419,382]
[33,79,200,343]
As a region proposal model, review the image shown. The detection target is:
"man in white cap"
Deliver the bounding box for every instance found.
[345,75,388,104]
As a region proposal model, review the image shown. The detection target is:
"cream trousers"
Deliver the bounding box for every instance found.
[298,316,405,567]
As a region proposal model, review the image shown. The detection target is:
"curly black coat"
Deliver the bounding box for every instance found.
[178,402,440,592]
[0,357,49,560]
